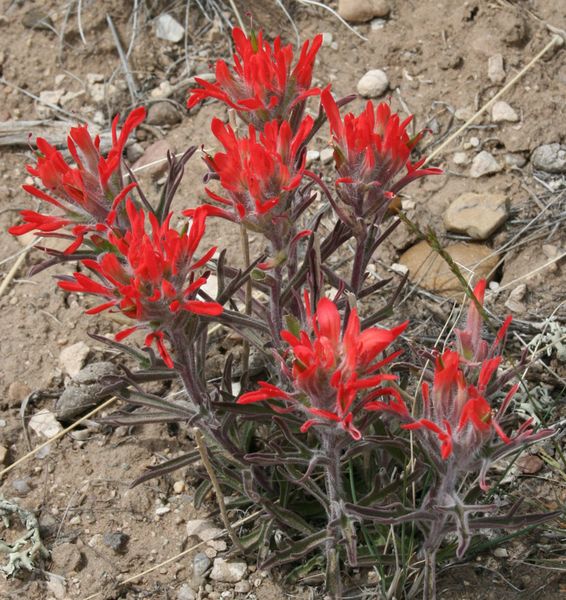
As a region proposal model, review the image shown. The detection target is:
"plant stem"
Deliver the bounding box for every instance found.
[423,548,437,600]
[194,427,246,554]
[322,430,343,599]
[239,222,252,376]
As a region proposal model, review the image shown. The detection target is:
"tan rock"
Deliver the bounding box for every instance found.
[132,139,176,178]
[399,241,499,297]
[338,0,390,23]
[444,193,508,240]
[470,151,502,178]
[491,101,519,123]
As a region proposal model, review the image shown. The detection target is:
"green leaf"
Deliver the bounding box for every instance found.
[194,479,213,509]
[261,530,330,569]
[120,389,194,417]
[130,450,200,487]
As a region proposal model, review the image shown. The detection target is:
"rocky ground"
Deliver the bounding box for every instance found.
[0,0,565,599]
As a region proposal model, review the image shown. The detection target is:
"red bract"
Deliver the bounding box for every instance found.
[58,202,222,367]
[188,116,313,230]
[9,108,146,253]
[238,295,407,440]
[373,280,546,489]
[187,28,322,126]
[399,349,513,463]
[320,87,441,203]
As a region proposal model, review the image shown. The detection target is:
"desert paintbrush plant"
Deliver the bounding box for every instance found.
[9,27,559,599]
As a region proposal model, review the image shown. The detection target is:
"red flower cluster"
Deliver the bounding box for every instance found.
[321,88,441,201]
[9,108,146,253]
[238,295,407,439]
[58,203,222,367]
[190,116,313,228]
[400,349,515,462]
[188,28,322,126]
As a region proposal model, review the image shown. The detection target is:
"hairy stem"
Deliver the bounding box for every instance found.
[322,430,343,599]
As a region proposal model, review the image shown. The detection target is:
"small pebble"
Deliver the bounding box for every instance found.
[173,480,186,494]
[491,101,519,123]
[103,531,130,554]
[357,69,389,98]
[193,552,212,579]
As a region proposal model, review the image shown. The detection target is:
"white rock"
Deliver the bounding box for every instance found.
[452,152,469,165]
[320,147,335,165]
[487,54,506,84]
[59,342,90,377]
[469,136,480,148]
[493,547,509,558]
[306,150,320,166]
[357,69,389,98]
[210,558,247,583]
[186,519,223,542]
[155,13,184,43]
[150,81,174,99]
[29,411,63,439]
[371,18,387,30]
[470,151,502,178]
[234,581,251,594]
[321,32,333,46]
[186,519,209,537]
[173,480,185,494]
[155,505,171,516]
[491,101,519,123]
[390,263,409,276]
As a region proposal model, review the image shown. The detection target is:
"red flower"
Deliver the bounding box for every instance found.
[399,350,511,462]
[386,281,538,483]
[9,108,146,252]
[58,203,222,366]
[320,87,441,202]
[238,294,407,440]
[187,116,313,228]
[187,28,322,126]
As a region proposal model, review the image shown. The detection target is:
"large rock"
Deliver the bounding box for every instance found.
[338,0,390,23]
[56,362,120,420]
[132,139,175,178]
[399,241,499,297]
[357,69,389,98]
[444,193,508,240]
[154,14,184,43]
[531,143,566,174]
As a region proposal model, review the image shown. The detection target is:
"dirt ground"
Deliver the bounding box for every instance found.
[0,0,565,599]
